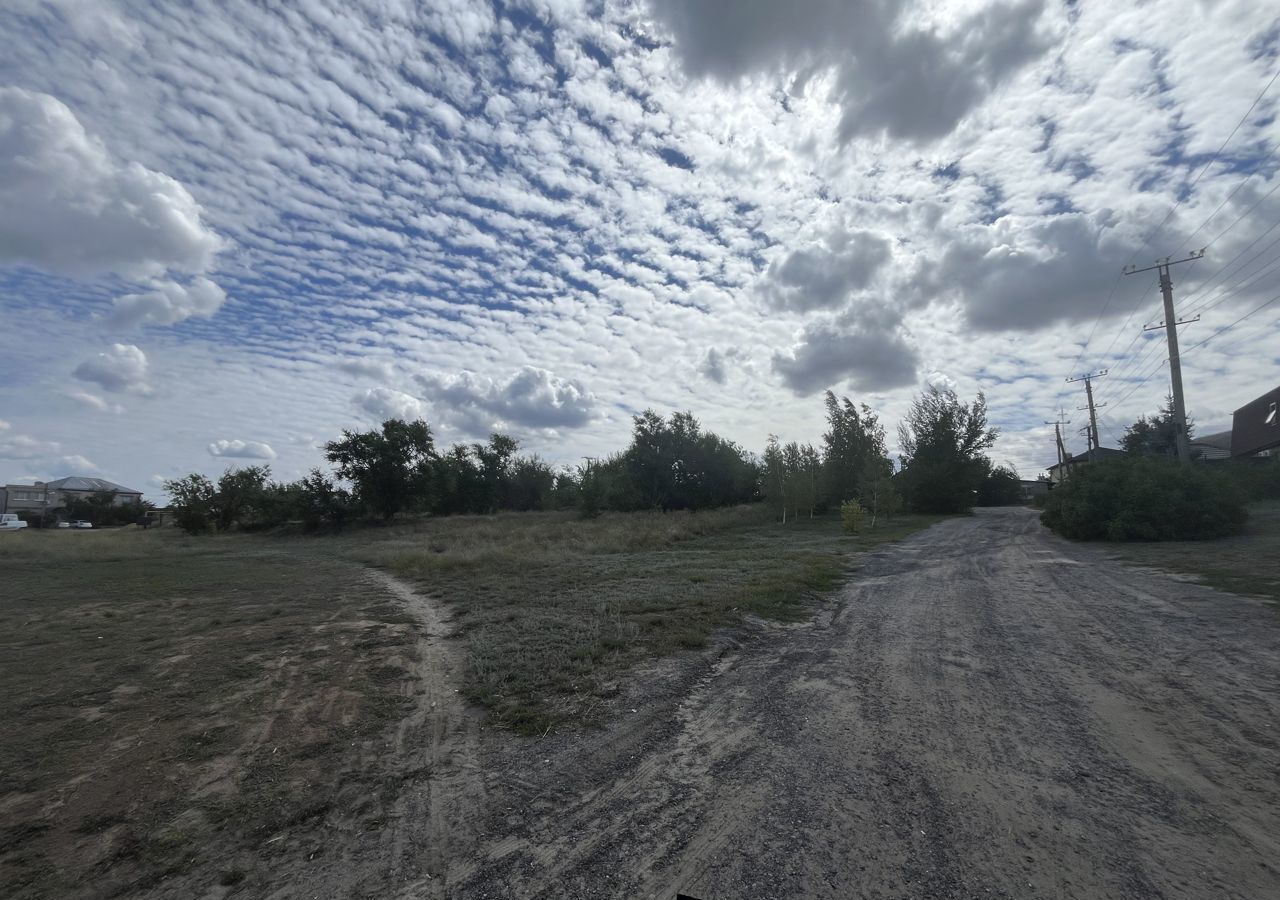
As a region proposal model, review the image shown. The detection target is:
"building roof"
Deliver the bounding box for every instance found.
[1048,446,1126,470]
[44,476,143,494]
[1189,430,1232,451]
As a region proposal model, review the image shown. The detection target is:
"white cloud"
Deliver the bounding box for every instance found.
[64,390,124,414]
[0,433,60,459]
[207,439,277,460]
[416,366,598,432]
[72,344,150,394]
[59,453,97,472]
[109,277,226,328]
[0,87,222,279]
[354,387,426,422]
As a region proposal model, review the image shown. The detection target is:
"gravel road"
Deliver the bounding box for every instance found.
[433,507,1280,900]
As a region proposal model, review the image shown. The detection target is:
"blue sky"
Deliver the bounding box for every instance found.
[1,0,1279,497]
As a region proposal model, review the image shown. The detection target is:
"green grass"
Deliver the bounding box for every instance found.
[344,506,944,733]
[1108,500,1280,605]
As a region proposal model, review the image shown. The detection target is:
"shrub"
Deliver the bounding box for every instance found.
[1040,457,1247,541]
[840,500,868,534]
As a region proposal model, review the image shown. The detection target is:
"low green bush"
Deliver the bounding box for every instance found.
[1040,457,1247,541]
[840,500,868,533]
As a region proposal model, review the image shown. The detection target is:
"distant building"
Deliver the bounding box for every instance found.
[1047,447,1126,486]
[0,476,144,518]
[1019,478,1051,501]
[1189,430,1232,462]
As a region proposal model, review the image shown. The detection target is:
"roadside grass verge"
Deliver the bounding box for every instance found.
[1108,500,1280,605]
[0,529,417,899]
[346,506,943,733]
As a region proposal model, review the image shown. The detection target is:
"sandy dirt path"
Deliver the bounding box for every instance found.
[436,507,1280,899]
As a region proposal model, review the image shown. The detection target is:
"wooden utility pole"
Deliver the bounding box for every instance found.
[1067,371,1107,453]
[1125,251,1204,465]
[1045,410,1070,473]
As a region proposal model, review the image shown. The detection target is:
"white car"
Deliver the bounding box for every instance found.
[0,514,28,530]
[70,520,94,529]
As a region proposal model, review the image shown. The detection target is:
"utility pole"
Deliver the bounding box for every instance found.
[1066,371,1107,454]
[1045,410,1070,480]
[1125,251,1204,465]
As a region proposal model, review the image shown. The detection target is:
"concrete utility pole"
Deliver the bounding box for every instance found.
[1066,371,1108,453]
[1125,251,1204,465]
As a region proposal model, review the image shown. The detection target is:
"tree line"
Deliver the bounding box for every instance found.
[165,384,1006,534]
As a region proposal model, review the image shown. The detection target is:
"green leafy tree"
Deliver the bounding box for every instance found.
[623,410,755,511]
[821,390,890,508]
[577,459,605,519]
[977,464,1024,507]
[897,385,999,514]
[213,465,271,531]
[165,473,217,534]
[1122,396,1191,456]
[858,457,899,526]
[324,418,437,521]
[762,435,788,522]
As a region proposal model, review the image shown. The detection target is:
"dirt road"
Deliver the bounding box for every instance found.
[391,507,1279,900]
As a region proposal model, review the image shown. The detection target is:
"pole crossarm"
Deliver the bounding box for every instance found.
[1123,249,1204,276]
[1065,369,1108,384]
[1143,314,1201,332]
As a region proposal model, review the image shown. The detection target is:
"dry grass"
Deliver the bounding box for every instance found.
[1108,500,1280,606]
[0,505,944,896]
[0,528,418,899]
[340,506,944,732]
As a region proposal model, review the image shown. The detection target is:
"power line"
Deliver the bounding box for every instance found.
[1182,290,1280,353]
[1087,62,1280,381]
[1182,244,1280,319]
[1180,216,1280,315]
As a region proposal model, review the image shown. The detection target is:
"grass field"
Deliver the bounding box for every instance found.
[1108,500,1280,605]
[0,505,940,897]
[348,506,945,732]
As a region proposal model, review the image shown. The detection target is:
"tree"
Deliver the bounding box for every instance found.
[165,473,217,534]
[213,465,271,531]
[1122,396,1192,457]
[857,457,899,526]
[821,390,889,508]
[897,385,999,513]
[976,464,1023,507]
[324,419,436,521]
[623,410,755,511]
[762,435,788,522]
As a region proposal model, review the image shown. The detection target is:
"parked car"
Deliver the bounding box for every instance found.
[70,520,93,529]
[57,521,71,528]
[1,514,28,530]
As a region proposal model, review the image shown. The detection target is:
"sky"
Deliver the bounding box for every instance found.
[1,0,1279,499]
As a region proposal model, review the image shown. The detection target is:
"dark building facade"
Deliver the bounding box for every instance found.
[1232,385,1280,458]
